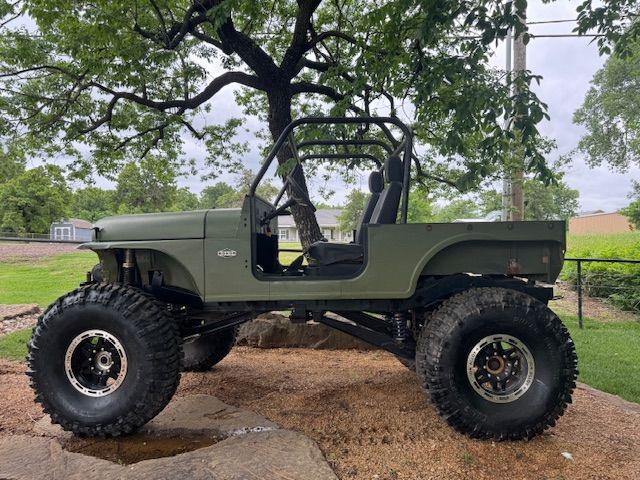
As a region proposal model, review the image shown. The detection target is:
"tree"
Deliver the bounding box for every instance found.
[407,190,435,223]
[0,145,25,184]
[476,179,579,221]
[200,183,236,209]
[113,158,179,214]
[620,201,640,229]
[0,165,71,233]
[0,0,565,250]
[433,199,480,222]
[573,41,640,171]
[478,190,502,217]
[574,1,640,58]
[621,181,640,228]
[337,190,368,233]
[523,180,579,221]
[172,187,200,211]
[213,168,279,208]
[71,187,116,222]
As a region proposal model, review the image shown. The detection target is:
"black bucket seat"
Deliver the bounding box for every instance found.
[306,156,402,266]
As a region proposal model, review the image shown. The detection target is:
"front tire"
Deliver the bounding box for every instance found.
[27,284,181,437]
[416,287,577,440]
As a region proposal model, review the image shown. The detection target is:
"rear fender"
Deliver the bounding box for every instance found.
[420,239,564,282]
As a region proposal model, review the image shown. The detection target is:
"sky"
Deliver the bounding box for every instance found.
[22,0,637,213]
[519,0,640,212]
[171,0,637,213]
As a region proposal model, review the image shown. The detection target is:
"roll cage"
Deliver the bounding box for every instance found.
[249,116,414,223]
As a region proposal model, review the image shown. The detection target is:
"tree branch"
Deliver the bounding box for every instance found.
[290,80,345,101]
[189,27,225,51]
[218,17,280,80]
[133,0,223,50]
[280,0,323,79]
[80,71,263,134]
[309,30,358,47]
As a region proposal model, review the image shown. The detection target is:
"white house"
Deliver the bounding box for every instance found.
[277,208,353,243]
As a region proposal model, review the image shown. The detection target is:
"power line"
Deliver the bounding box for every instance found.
[527,19,577,25]
[531,33,606,38]
[456,33,605,40]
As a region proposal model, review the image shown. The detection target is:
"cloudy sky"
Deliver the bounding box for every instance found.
[520,0,639,212]
[24,0,633,213]
[173,0,637,212]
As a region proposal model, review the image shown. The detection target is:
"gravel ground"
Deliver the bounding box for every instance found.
[0,305,40,336]
[551,282,638,322]
[2,348,640,480]
[0,242,78,261]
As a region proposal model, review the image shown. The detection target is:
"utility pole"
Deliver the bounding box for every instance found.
[501,28,512,222]
[511,11,527,221]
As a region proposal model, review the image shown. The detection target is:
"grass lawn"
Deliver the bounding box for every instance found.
[0,251,97,307]
[564,314,640,404]
[0,328,31,361]
[279,241,304,265]
[565,231,640,260]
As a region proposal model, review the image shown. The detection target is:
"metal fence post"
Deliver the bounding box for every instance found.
[576,260,583,329]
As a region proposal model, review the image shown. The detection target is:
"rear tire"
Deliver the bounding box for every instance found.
[27,284,181,437]
[181,328,237,372]
[416,287,577,440]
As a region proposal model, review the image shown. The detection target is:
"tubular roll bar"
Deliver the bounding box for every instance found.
[299,153,383,167]
[249,117,413,223]
[296,138,394,155]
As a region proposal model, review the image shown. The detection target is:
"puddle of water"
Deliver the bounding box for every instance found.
[65,433,220,465]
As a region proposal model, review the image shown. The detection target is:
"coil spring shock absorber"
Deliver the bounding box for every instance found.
[392,312,409,342]
[122,249,136,285]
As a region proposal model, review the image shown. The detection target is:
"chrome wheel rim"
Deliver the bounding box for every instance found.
[64,329,128,397]
[466,334,535,403]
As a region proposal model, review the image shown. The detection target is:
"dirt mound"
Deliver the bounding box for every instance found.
[0,304,40,336]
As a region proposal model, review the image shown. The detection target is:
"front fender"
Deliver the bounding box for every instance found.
[81,240,205,298]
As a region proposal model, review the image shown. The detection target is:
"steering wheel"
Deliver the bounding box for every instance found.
[284,166,316,212]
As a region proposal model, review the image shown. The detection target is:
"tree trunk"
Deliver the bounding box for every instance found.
[266,89,323,252]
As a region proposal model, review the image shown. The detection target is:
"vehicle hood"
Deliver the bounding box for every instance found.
[94,210,210,242]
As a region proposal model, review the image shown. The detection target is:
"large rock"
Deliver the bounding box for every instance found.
[237,313,376,350]
[0,431,337,480]
[34,394,279,440]
[9,395,337,480]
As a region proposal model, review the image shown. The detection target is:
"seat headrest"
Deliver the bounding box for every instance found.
[368,171,384,193]
[384,155,403,183]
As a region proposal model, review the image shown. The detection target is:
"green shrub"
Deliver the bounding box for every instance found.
[561,232,640,312]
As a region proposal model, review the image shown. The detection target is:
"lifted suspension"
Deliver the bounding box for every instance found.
[122,249,136,285]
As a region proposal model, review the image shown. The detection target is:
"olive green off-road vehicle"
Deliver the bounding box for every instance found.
[28,117,577,441]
